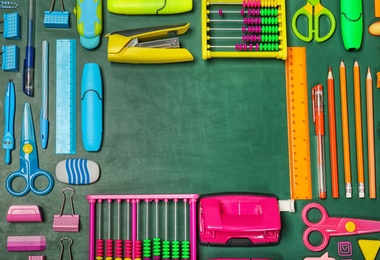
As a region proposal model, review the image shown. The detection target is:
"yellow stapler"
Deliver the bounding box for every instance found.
[106,23,194,64]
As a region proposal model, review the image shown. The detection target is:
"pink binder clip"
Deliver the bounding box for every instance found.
[53,187,80,232]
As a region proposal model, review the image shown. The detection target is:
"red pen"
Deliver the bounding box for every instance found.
[312,84,326,199]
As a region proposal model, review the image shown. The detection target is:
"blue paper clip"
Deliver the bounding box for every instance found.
[2,13,20,39]
[2,45,19,72]
[44,0,69,28]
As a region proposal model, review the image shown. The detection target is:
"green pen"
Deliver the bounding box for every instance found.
[341,0,363,51]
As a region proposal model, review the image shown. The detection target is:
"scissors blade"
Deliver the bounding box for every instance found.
[3,79,15,164]
[21,102,37,148]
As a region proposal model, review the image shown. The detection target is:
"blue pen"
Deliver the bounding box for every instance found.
[40,41,49,149]
[23,0,35,96]
[3,79,15,164]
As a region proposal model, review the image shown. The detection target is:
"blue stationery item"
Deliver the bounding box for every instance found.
[23,0,35,96]
[40,41,49,149]
[3,12,20,39]
[1,45,19,71]
[2,79,15,164]
[81,63,103,152]
[75,0,102,49]
[56,158,100,184]
[56,39,76,154]
[44,0,70,28]
[6,103,54,197]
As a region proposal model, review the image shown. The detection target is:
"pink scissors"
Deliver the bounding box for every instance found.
[302,202,380,251]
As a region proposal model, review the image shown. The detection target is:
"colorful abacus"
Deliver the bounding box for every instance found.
[201,0,287,59]
[87,194,199,260]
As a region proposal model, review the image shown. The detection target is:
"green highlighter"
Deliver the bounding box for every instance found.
[341,0,363,51]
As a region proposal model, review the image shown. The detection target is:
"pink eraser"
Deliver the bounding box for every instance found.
[28,256,45,260]
[7,205,43,222]
[7,236,46,251]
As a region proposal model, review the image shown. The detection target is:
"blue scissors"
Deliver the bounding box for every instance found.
[6,103,54,196]
[292,0,336,42]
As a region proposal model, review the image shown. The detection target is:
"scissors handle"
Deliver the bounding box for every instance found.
[292,4,336,43]
[302,203,331,251]
[292,7,314,42]
[6,169,54,197]
[302,226,330,251]
[313,6,336,42]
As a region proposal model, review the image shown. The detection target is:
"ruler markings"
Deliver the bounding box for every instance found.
[285,47,312,200]
[56,39,76,154]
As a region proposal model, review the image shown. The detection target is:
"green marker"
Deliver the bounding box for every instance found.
[341,0,363,51]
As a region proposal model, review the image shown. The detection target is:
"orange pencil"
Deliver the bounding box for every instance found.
[340,60,352,198]
[353,60,365,198]
[327,67,339,198]
[366,67,376,198]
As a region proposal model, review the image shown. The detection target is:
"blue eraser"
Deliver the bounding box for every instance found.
[81,63,103,152]
[56,158,100,184]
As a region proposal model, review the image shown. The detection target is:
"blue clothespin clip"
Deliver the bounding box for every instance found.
[44,0,70,28]
[2,45,19,72]
[2,13,20,39]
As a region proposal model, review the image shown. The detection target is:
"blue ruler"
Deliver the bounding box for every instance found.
[56,39,76,154]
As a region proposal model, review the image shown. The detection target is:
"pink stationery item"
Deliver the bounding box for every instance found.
[302,202,380,251]
[28,256,45,260]
[7,205,43,222]
[303,252,335,260]
[7,236,46,251]
[199,193,281,246]
[53,187,80,232]
[87,194,199,260]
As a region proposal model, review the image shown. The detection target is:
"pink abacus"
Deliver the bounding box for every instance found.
[87,194,199,260]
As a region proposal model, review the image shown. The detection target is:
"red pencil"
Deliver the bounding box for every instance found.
[327,67,339,198]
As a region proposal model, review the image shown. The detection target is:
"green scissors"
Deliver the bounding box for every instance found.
[292,0,336,42]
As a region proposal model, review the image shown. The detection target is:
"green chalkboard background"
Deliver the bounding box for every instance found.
[1,0,380,259]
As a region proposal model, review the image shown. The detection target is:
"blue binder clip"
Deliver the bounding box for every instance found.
[44,0,70,28]
[2,45,19,72]
[2,13,20,39]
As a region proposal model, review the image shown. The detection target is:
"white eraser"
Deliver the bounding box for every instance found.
[56,158,100,185]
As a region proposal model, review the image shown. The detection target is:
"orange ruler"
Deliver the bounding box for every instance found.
[285,47,312,200]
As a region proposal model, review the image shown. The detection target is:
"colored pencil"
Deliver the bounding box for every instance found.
[366,67,376,198]
[339,60,352,198]
[327,67,339,198]
[353,60,365,198]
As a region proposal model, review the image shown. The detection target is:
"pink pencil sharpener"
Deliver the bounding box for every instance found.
[198,193,281,246]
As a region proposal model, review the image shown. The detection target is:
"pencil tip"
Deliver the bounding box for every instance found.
[328,66,332,72]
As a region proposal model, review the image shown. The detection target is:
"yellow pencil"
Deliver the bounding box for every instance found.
[353,60,365,198]
[340,60,352,198]
[366,67,376,198]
